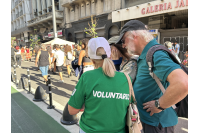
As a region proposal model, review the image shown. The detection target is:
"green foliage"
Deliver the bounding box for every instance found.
[84,16,98,38]
[29,34,40,48]
[11,37,16,46]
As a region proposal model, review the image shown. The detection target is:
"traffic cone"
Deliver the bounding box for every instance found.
[11,72,15,82]
[60,103,79,125]
[33,86,47,101]
[18,78,23,89]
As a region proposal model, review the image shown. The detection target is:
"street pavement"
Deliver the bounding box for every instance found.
[11,57,188,133]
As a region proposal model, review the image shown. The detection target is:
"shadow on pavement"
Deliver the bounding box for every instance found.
[20,72,75,100]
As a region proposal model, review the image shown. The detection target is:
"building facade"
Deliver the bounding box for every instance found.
[61,0,122,44]
[11,0,33,47]
[112,0,188,60]
[27,0,65,43]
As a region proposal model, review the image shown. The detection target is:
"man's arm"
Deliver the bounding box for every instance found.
[35,51,41,66]
[51,52,56,64]
[52,57,55,64]
[143,51,188,116]
[143,69,188,116]
[48,54,51,68]
[159,69,188,108]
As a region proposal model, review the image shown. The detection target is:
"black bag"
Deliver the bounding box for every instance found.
[146,45,188,118]
[72,58,78,65]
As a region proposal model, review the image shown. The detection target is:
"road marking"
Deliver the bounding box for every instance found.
[11,98,45,133]
[181,127,188,132]
[11,115,25,133]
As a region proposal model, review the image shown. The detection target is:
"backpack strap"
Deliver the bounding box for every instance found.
[146,45,180,78]
[146,45,178,109]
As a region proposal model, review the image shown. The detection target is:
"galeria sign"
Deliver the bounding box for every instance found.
[141,0,188,15]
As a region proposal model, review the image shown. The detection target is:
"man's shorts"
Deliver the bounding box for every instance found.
[56,65,63,72]
[39,65,49,76]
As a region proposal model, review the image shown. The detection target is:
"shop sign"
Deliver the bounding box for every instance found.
[141,0,188,15]
[48,32,54,38]
[57,30,62,37]
[149,29,158,34]
[48,30,63,38]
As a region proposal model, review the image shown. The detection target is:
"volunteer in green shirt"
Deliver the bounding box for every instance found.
[68,37,130,133]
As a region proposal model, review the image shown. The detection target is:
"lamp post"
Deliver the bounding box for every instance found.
[52,0,57,38]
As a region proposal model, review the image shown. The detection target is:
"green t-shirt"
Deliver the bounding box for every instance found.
[68,67,130,133]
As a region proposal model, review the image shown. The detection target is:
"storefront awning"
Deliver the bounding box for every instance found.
[112,0,188,23]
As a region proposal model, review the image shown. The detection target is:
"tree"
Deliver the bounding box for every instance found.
[11,37,16,46]
[29,29,40,48]
[84,15,98,38]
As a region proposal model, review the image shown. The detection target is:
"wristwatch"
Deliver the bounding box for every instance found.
[155,100,165,111]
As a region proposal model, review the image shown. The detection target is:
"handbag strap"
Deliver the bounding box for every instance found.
[123,72,136,103]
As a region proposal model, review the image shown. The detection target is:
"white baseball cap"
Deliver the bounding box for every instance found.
[88,37,111,59]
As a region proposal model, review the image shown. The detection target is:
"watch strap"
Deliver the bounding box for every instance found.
[158,107,165,111]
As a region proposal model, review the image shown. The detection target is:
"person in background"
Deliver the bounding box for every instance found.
[21,47,25,61]
[108,36,138,84]
[11,44,18,67]
[165,41,181,63]
[174,40,180,57]
[47,46,53,71]
[26,47,31,61]
[71,45,81,77]
[68,37,130,133]
[52,44,57,74]
[171,42,175,50]
[108,36,131,71]
[64,45,73,77]
[52,44,65,82]
[78,38,94,79]
[35,44,51,85]
[34,45,41,71]
[74,45,81,59]
[15,46,21,68]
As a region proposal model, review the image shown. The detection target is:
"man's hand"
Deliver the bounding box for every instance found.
[143,100,162,116]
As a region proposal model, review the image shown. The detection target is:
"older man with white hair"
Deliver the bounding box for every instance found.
[115,20,188,133]
[35,43,51,85]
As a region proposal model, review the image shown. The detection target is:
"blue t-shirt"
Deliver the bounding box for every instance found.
[133,39,181,128]
[112,57,123,71]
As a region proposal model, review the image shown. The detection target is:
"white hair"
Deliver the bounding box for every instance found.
[131,30,154,43]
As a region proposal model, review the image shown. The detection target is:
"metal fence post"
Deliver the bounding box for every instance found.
[27,69,31,94]
[13,65,17,86]
[47,75,55,109]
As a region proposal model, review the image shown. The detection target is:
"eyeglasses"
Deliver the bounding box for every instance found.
[121,31,133,44]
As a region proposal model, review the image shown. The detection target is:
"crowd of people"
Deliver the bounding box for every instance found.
[11,20,188,133]
[11,45,32,68]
